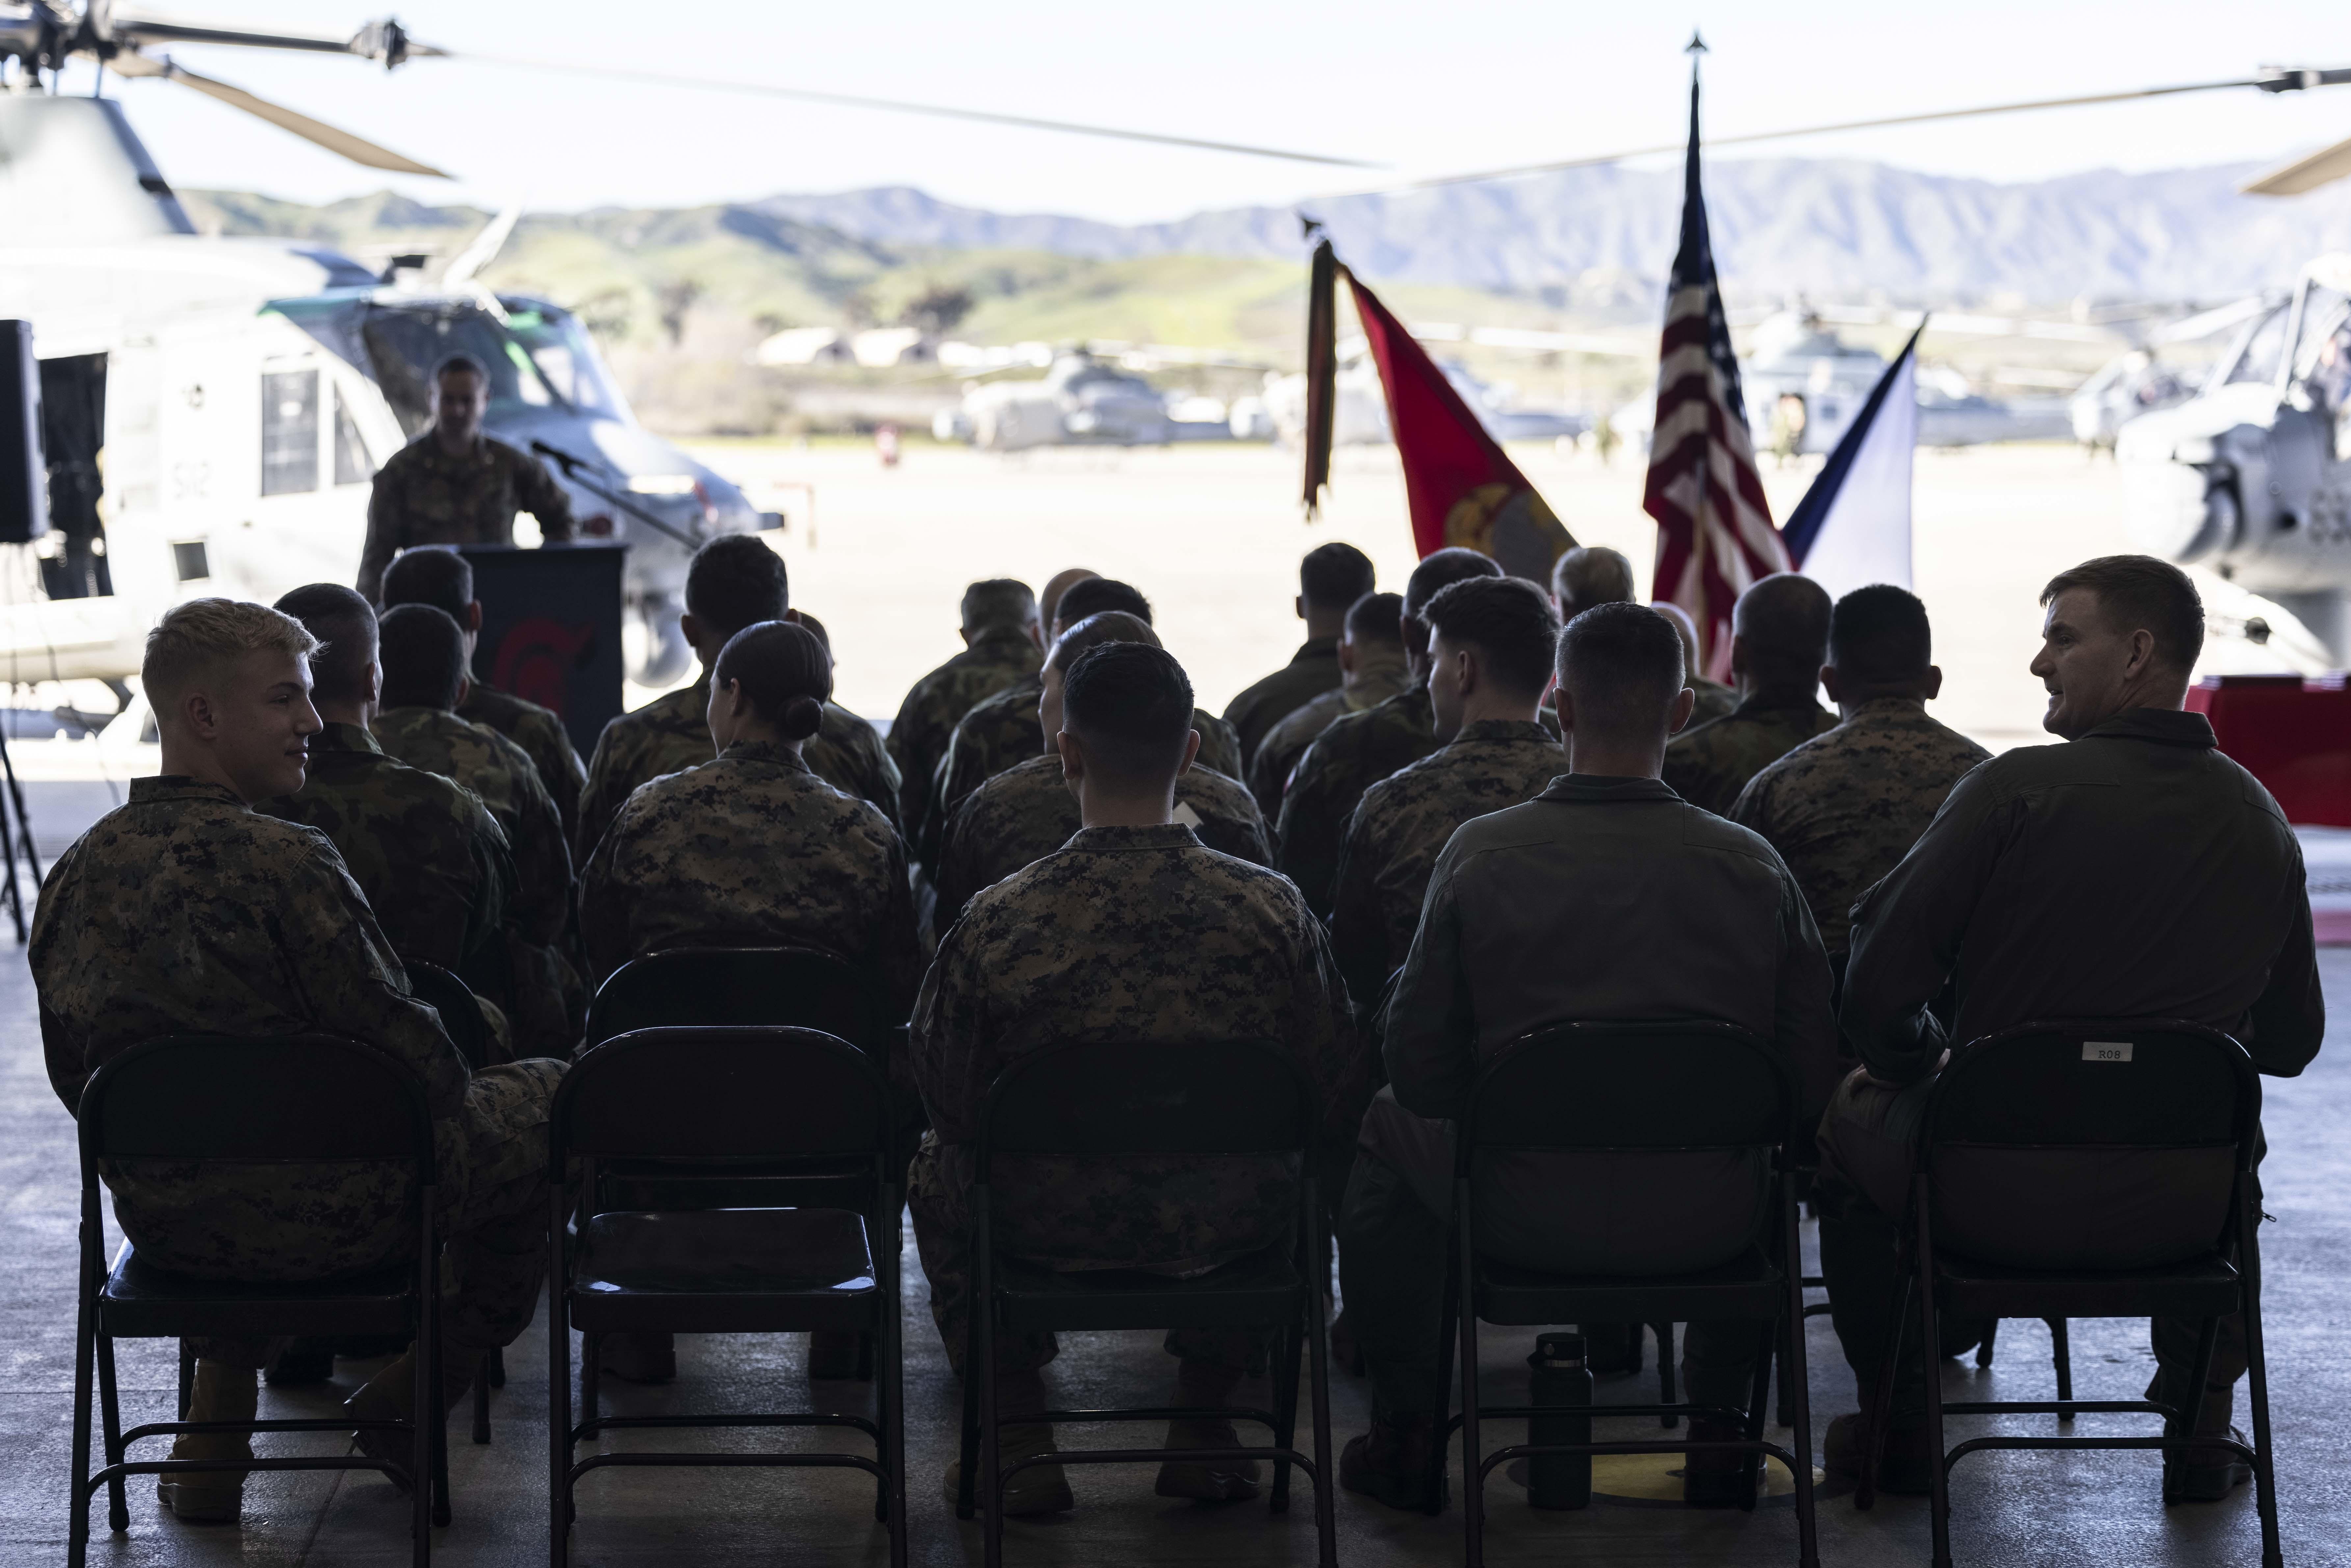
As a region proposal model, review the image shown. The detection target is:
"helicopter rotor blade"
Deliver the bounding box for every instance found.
[2241,134,2351,196]
[441,51,1382,169]
[109,49,451,176]
[108,10,446,65]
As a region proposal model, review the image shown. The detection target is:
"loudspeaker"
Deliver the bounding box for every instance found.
[0,321,47,545]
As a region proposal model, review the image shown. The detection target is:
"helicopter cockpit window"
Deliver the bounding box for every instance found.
[361,301,630,439]
[332,388,372,486]
[261,369,320,496]
[2292,288,2351,410]
[2222,305,2288,388]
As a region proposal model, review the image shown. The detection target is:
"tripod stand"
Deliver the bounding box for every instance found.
[0,715,42,941]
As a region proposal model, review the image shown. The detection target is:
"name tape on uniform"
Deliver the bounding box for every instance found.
[2083,1040,2134,1063]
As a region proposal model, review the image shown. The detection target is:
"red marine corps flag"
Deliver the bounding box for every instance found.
[1301,226,1573,582]
[1644,37,1788,677]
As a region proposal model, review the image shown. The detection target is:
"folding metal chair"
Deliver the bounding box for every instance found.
[1856,1018,2281,1568]
[548,1024,905,1567]
[958,1038,1337,1568]
[67,1033,449,1567]
[1433,1020,1818,1568]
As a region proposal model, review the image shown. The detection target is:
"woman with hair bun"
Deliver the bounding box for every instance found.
[579,618,920,1001]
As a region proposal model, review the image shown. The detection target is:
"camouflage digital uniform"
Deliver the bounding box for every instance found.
[908,823,1364,1375]
[577,676,901,859]
[373,705,583,1056]
[1660,693,1839,816]
[578,739,923,1029]
[1274,685,1437,918]
[1729,696,1991,957]
[930,753,1271,928]
[461,680,587,849]
[1688,675,1739,728]
[1327,719,1566,1008]
[32,777,564,1360]
[887,627,1042,863]
[1245,660,1412,818]
[930,678,1243,861]
[260,721,514,982]
[356,434,577,601]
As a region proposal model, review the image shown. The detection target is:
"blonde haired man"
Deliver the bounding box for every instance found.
[32,599,565,1520]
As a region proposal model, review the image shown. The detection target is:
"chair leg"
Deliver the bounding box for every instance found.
[1855,1260,1914,1513]
[430,1322,452,1528]
[857,1330,877,1383]
[1738,1321,1774,1512]
[67,1248,97,1568]
[955,1343,980,1521]
[1915,1191,1953,1568]
[1455,1187,1486,1568]
[490,1346,506,1389]
[879,1209,909,1568]
[177,1336,194,1423]
[2239,1181,2285,1568]
[975,1191,1003,1568]
[473,1351,492,1445]
[580,1332,601,1427]
[549,1182,573,1568]
[1656,1320,1679,1428]
[1424,1234,1460,1517]
[1304,1197,1339,1568]
[1782,1175,1821,1568]
[2047,1319,2073,1423]
[1976,1318,1998,1371]
[1269,1319,1302,1513]
[412,1284,433,1567]
[94,1330,129,1531]
[1774,1317,1797,1431]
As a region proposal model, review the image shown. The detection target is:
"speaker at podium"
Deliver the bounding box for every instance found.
[456,543,627,761]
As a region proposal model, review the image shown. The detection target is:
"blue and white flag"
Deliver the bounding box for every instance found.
[1782,322,1923,600]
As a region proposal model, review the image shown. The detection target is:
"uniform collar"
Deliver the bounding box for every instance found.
[1064,823,1201,852]
[969,626,1039,659]
[1445,717,1557,749]
[1733,691,1828,721]
[1534,773,1682,805]
[419,432,490,467]
[1842,695,1930,725]
[311,720,384,756]
[719,738,811,771]
[1293,635,1340,665]
[2078,707,2216,749]
[130,775,247,809]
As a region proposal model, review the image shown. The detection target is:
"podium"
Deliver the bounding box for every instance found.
[456,543,627,761]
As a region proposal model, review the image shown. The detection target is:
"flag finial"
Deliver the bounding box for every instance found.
[1686,31,1708,55]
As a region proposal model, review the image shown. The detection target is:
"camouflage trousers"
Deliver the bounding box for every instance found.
[906,1138,1265,1380]
[509,936,586,1059]
[121,1059,566,1368]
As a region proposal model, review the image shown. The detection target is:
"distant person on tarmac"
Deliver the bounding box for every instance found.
[356,353,579,602]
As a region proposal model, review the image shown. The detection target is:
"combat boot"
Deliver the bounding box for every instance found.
[156,1358,256,1523]
[344,1346,476,1492]
[2165,1387,2253,1503]
[1156,1358,1260,1502]
[942,1423,1075,1515]
[1683,1417,1761,1507]
[1340,1410,1446,1511]
[1823,1410,1935,1495]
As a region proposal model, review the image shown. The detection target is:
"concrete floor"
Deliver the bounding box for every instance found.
[4,940,2346,1567]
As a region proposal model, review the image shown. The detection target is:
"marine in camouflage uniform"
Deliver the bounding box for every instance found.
[1730,696,1991,958]
[577,677,900,859]
[931,753,1271,928]
[1223,634,1341,766]
[1328,719,1567,1008]
[908,822,1364,1375]
[374,705,584,1056]
[929,678,1242,860]
[1688,675,1739,727]
[578,739,923,1025]
[1246,660,1412,819]
[356,434,576,601]
[1274,685,1437,918]
[260,720,514,984]
[888,625,1042,863]
[461,680,587,848]
[1660,694,1839,816]
[32,776,562,1361]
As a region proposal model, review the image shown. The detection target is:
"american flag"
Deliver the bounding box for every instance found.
[1643,49,1788,680]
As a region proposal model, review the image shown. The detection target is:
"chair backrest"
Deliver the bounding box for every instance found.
[1457,1020,1793,1172]
[554,1025,892,1166]
[583,947,882,1052]
[1920,1019,2257,1269]
[79,1034,434,1167]
[401,957,489,1071]
[975,1039,1310,1180]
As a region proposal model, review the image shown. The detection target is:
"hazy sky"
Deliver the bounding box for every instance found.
[50,1,2351,220]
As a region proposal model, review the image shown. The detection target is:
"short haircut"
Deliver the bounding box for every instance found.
[380,546,473,620]
[433,353,487,388]
[686,534,790,640]
[1055,576,1151,627]
[275,584,378,707]
[1420,576,1563,698]
[1733,573,1833,687]
[961,578,1037,634]
[1403,547,1502,616]
[1045,610,1161,673]
[714,620,832,742]
[1345,591,1404,645]
[1829,585,1933,686]
[1552,546,1636,616]
[377,603,468,711]
[144,598,318,714]
[1300,542,1375,612]
[1062,641,1195,787]
[1556,602,1687,740]
[2041,554,2204,673]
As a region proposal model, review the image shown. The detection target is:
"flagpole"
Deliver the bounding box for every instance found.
[1683,33,1712,654]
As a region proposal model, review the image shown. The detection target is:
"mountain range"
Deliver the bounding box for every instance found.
[754,158,2351,305]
